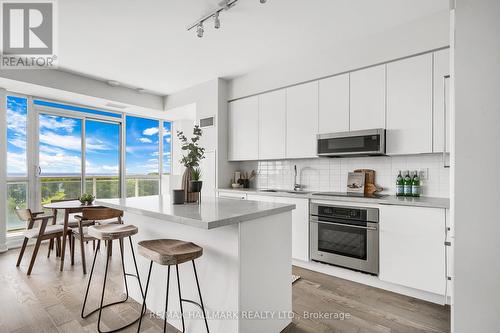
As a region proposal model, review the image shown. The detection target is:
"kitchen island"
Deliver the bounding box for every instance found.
[96,195,295,333]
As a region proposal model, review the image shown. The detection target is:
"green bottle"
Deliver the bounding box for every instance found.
[403,171,412,197]
[396,171,404,196]
[412,170,421,197]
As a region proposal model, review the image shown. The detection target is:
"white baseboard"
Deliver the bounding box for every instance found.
[293,259,448,305]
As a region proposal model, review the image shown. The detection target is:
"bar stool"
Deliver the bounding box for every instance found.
[137,239,209,333]
[81,223,145,333]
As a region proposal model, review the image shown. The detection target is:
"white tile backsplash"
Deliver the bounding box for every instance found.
[238,154,449,198]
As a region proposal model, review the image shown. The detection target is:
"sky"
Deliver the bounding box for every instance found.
[6,96,172,177]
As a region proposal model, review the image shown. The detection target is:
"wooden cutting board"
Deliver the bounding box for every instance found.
[354,169,383,195]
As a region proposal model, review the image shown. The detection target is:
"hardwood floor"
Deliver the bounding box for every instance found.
[287,266,450,333]
[0,243,450,333]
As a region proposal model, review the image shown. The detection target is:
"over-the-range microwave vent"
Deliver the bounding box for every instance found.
[317,128,386,157]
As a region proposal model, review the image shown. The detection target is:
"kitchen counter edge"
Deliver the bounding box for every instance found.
[218,188,450,209]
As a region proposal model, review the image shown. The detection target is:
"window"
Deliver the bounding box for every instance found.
[163,121,172,175]
[125,116,160,197]
[34,100,122,119]
[6,96,28,231]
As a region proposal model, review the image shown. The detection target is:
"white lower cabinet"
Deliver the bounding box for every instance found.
[273,196,309,262]
[246,194,309,261]
[379,205,446,295]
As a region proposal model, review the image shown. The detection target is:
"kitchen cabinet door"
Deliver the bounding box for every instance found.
[318,74,349,134]
[286,82,319,159]
[350,65,386,131]
[259,90,286,159]
[379,205,446,295]
[274,196,309,261]
[386,54,433,155]
[228,96,259,161]
[433,49,451,153]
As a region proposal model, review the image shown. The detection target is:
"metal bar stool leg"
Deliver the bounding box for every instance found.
[176,264,186,333]
[137,261,153,333]
[163,266,171,333]
[192,260,210,333]
[96,245,112,333]
[81,241,101,318]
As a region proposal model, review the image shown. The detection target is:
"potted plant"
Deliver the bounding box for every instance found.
[189,167,203,193]
[79,193,95,205]
[177,125,205,202]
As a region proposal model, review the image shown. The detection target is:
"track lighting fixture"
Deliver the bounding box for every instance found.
[214,12,221,29]
[197,22,204,38]
[187,0,267,38]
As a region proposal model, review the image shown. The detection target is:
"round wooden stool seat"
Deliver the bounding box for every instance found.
[87,224,138,241]
[137,239,203,265]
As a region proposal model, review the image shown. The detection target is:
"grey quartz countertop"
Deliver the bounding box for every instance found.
[96,195,295,230]
[218,188,450,209]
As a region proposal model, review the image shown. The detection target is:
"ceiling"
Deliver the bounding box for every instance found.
[58,0,448,95]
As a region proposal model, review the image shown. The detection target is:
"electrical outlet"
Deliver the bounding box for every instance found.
[419,168,429,180]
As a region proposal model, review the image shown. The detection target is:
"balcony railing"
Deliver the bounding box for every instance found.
[6,175,160,232]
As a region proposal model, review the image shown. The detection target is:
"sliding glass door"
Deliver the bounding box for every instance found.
[85,119,121,199]
[37,112,122,204]
[38,113,83,205]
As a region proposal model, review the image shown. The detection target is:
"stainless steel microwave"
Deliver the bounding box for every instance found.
[317,129,386,157]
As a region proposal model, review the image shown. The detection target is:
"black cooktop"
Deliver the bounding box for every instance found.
[312,191,388,199]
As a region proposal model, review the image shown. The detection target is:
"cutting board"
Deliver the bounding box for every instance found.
[354,169,383,195]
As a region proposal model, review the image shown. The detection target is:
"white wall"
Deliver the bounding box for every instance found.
[164,79,238,192]
[238,155,449,198]
[228,10,450,100]
[453,0,500,332]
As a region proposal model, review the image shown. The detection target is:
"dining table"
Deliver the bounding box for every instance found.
[42,200,102,271]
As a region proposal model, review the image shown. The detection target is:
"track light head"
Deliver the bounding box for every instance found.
[197,22,204,37]
[214,12,221,29]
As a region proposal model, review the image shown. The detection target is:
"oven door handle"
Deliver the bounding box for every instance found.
[312,220,378,231]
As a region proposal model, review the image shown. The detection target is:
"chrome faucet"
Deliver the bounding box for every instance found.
[293,165,303,191]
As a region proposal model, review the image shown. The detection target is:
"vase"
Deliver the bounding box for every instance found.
[182,167,199,203]
[189,180,203,193]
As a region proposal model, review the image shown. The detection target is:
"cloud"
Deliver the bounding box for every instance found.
[139,137,152,143]
[39,152,81,174]
[7,151,27,175]
[39,115,78,133]
[8,138,26,149]
[39,132,110,152]
[143,127,159,136]
[163,129,171,137]
[6,109,27,136]
[39,132,82,151]
[86,161,119,174]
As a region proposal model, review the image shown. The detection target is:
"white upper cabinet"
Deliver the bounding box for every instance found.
[286,82,319,158]
[433,49,451,153]
[386,54,433,155]
[318,74,350,134]
[379,205,446,296]
[228,96,259,161]
[349,65,386,131]
[259,90,286,160]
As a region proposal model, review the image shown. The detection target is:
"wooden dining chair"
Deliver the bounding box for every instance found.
[15,209,63,275]
[70,207,124,274]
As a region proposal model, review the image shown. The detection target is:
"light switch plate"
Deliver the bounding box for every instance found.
[419,168,429,180]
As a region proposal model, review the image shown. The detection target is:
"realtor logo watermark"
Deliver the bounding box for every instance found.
[1,0,58,69]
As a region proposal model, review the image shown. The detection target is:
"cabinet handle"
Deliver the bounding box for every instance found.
[443,75,451,168]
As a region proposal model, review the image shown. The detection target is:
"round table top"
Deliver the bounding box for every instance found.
[42,200,101,209]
